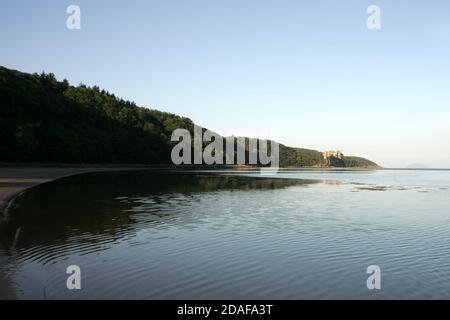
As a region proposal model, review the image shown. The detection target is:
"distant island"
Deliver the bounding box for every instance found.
[0,66,379,168]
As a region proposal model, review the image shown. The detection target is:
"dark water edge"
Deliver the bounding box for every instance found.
[0,171,317,248]
[0,263,16,299]
[1,170,450,299]
[0,171,317,299]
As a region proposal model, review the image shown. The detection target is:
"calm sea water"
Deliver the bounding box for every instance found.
[1,169,450,299]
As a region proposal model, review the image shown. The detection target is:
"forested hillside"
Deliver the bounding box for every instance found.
[0,66,192,163]
[0,66,378,168]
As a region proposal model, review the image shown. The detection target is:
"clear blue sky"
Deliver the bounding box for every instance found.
[1,0,450,167]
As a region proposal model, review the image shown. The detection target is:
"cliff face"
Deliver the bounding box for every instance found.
[322,150,345,167]
[0,66,379,168]
[327,155,346,167]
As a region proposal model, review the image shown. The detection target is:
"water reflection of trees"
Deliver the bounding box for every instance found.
[0,171,317,252]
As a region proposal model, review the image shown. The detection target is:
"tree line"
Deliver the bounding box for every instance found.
[0,66,378,168]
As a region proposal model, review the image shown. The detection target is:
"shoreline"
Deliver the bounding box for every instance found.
[0,164,386,217]
[0,164,383,217]
[0,165,161,300]
[0,166,164,219]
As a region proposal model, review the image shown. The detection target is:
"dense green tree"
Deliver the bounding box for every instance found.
[0,66,378,168]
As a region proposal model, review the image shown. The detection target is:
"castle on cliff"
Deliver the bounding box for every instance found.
[322,150,343,160]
